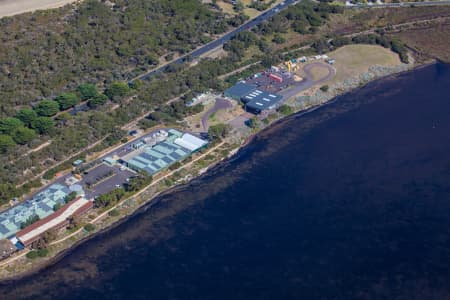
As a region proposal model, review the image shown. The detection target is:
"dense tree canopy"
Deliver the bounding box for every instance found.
[33,117,55,134]
[105,82,131,100]
[77,84,98,100]
[16,109,38,127]
[88,94,108,108]
[35,100,60,117]
[55,93,80,110]
[0,135,15,153]
[13,126,36,144]
[0,117,24,134]
[0,0,231,114]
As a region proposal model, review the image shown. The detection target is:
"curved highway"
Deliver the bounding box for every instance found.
[135,0,298,82]
[134,0,450,82]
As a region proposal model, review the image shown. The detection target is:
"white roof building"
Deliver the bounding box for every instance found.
[16,197,92,246]
[174,133,208,152]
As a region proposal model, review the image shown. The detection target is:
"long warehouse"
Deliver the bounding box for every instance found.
[16,197,92,247]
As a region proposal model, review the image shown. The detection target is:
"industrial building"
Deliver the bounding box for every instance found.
[16,197,92,247]
[0,184,71,240]
[121,129,207,175]
[224,82,256,101]
[224,81,284,114]
[244,91,283,114]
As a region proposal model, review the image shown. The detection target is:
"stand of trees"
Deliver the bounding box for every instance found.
[0,0,232,116]
[20,214,40,229]
[0,82,113,152]
[0,0,239,193]
[325,34,409,63]
[208,123,232,141]
[254,1,344,36]
[0,0,405,206]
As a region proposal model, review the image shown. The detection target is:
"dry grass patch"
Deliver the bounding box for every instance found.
[243,7,260,18]
[390,20,450,63]
[200,46,228,59]
[310,64,332,81]
[185,101,216,131]
[210,103,244,126]
[327,44,401,83]
[216,1,237,15]
[294,62,333,81]
[322,7,450,36]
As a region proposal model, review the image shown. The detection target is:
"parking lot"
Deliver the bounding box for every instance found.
[245,70,296,93]
[80,163,136,199]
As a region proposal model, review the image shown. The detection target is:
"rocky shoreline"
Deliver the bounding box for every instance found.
[291,60,416,112]
[0,57,427,281]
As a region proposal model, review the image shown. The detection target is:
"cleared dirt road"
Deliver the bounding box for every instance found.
[0,0,79,18]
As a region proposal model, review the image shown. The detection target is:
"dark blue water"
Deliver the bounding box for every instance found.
[2,63,450,300]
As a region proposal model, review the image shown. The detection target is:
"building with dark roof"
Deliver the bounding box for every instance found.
[245,91,283,114]
[224,82,256,101]
[224,82,284,114]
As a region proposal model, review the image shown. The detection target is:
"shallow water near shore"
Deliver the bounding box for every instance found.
[2,63,450,299]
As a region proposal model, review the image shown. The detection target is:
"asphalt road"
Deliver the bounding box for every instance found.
[133,0,450,82]
[135,0,298,82]
[348,0,450,8]
[280,62,335,100]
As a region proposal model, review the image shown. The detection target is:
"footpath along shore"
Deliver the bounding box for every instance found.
[0,141,225,274]
[0,47,421,280]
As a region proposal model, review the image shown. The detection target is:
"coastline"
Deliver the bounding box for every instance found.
[0,58,429,282]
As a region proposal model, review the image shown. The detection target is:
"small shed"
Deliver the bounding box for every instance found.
[103,156,116,166]
[73,159,84,167]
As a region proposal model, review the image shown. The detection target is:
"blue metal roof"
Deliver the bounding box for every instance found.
[245,91,283,112]
[224,82,257,99]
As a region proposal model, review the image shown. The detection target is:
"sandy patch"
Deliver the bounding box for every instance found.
[0,0,80,18]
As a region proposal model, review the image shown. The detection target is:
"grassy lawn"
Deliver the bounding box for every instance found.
[216,1,237,15]
[327,44,401,83]
[309,64,333,81]
[216,0,283,18]
[243,7,260,19]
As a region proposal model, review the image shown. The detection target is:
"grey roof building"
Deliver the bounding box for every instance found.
[0,184,70,239]
[244,90,283,114]
[122,129,207,175]
[224,82,256,101]
[224,82,283,114]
